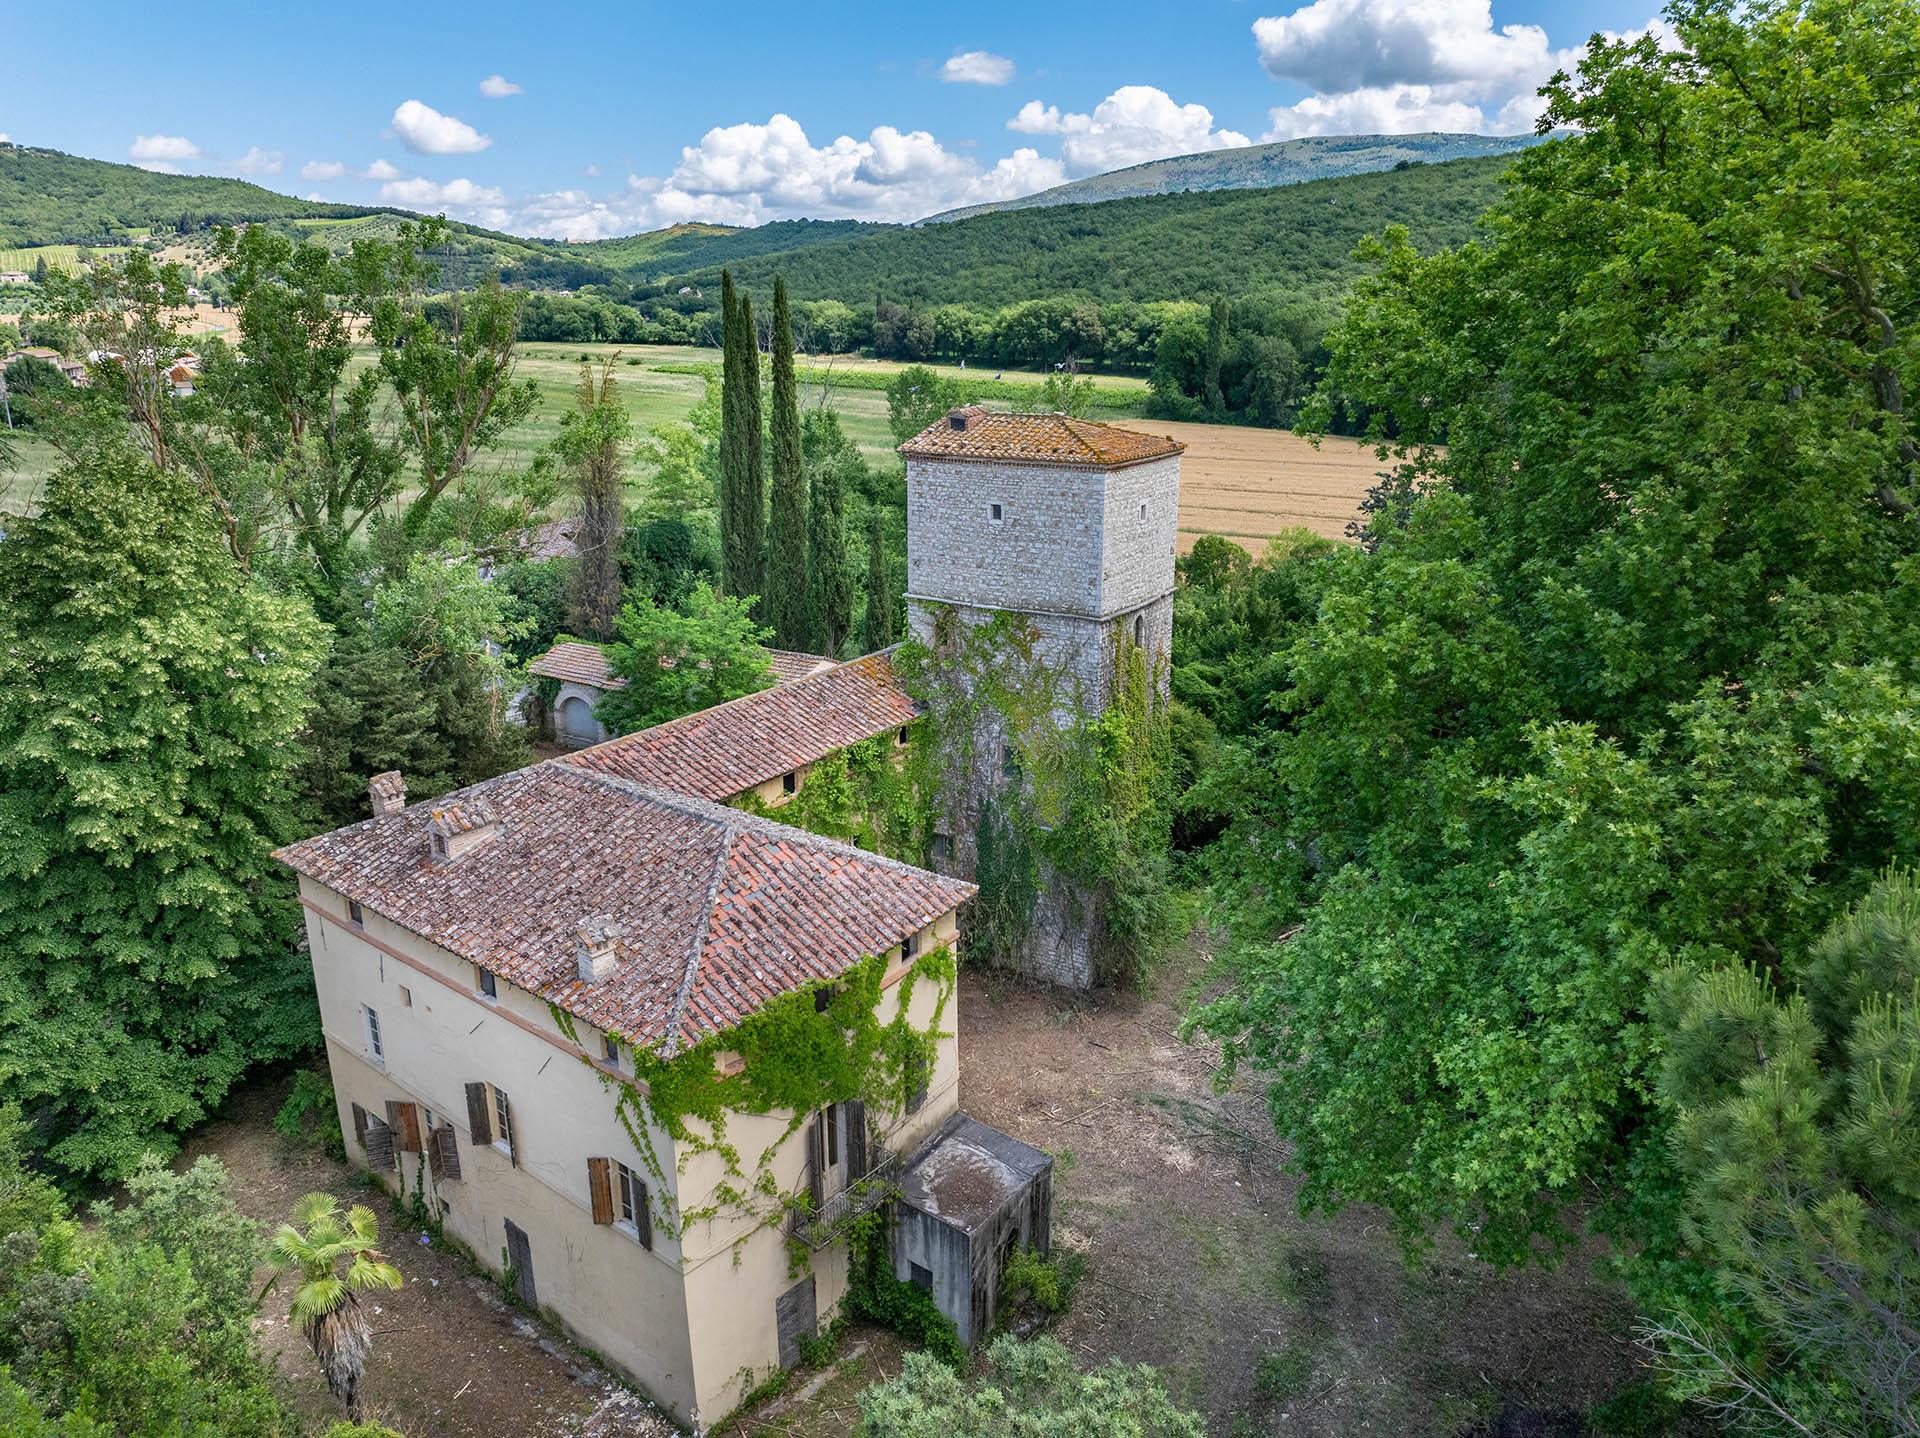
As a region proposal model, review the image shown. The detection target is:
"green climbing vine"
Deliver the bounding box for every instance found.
[547,943,957,1254]
[893,607,1175,985]
[731,733,927,861]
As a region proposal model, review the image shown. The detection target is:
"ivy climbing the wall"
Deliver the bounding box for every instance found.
[894,607,1176,986]
[733,733,927,862]
[548,943,957,1252]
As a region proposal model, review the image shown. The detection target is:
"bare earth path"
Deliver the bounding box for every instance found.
[190,930,1644,1437]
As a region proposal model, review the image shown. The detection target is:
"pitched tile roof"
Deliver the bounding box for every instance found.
[275,761,973,1054]
[529,641,624,690]
[529,642,839,693]
[560,649,918,802]
[898,409,1184,468]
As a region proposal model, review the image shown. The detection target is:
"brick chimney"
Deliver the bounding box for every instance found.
[369,770,407,817]
[427,797,500,864]
[576,914,622,985]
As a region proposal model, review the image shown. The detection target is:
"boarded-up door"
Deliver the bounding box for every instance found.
[503,1218,537,1309]
[774,1275,817,1369]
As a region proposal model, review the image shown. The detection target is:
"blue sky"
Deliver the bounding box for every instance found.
[3,1,1662,238]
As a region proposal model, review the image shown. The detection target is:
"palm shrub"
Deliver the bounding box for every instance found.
[268,1193,404,1422]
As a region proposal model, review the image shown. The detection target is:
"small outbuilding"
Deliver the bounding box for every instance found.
[891,1113,1054,1347]
[529,641,622,748]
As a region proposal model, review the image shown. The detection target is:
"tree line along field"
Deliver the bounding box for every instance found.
[2,340,1371,547]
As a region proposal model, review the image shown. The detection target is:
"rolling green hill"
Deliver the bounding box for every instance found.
[0,142,378,247]
[653,152,1522,308]
[578,218,877,283]
[922,130,1547,224]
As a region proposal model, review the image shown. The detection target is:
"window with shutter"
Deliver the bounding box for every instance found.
[364,1116,396,1171]
[465,1082,492,1145]
[587,1157,615,1225]
[386,1100,423,1152]
[846,1099,868,1179]
[616,1162,652,1250]
[806,1114,825,1212]
[350,1102,370,1149]
[432,1124,462,1181]
[493,1086,517,1164]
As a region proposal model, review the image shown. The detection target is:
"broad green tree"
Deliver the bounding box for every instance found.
[267,1194,403,1423]
[0,427,325,1180]
[597,583,777,733]
[1192,0,1920,1351]
[764,277,810,648]
[884,366,958,445]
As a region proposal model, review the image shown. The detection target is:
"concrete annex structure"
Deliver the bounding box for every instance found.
[276,409,1176,1427]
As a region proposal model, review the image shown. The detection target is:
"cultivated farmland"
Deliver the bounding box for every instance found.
[1114,418,1385,551]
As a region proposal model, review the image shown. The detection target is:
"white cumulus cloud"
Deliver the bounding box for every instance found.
[380,175,510,227]
[1007,86,1250,175]
[234,146,284,175]
[940,50,1014,85]
[1252,0,1667,138]
[502,111,1083,239]
[130,133,198,172]
[364,158,403,181]
[390,99,492,155]
[480,74,523,98]
[301,159,346,181]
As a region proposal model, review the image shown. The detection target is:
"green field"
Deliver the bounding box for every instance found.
[3,343,1152,517]
[0,244,133,275]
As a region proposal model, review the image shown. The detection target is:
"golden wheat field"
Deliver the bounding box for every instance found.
[1113,418,1386,552]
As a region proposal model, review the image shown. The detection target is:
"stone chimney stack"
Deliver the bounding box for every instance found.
[427,798,500,864]
[369,770,407,817]
[576,914,622,985]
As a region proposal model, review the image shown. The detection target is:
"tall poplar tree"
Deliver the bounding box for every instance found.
[718,270,765,603]
[558,358,629,642]
[763,276,809,647]
[863,508,896,651]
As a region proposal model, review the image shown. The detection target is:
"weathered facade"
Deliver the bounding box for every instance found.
[901,409,1182,986]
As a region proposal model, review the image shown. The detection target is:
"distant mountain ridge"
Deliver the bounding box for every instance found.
[920,131,1548,224]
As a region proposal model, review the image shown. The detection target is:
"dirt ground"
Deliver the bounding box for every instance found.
[1112,419,1386,553]
[181,1085,676,1438]
[193,932,1646,1438]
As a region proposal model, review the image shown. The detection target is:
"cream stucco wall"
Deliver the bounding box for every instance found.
[299,877,962,1431]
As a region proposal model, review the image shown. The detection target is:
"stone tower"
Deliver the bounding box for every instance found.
[901,407,1183,986]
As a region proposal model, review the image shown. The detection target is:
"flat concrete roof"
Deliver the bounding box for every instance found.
[896,1114,1052,1236]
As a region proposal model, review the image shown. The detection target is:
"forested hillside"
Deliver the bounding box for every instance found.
[581,217,873,283]
[658,154,1518,307]
[0,142,375,246]
[923,130,1544,223]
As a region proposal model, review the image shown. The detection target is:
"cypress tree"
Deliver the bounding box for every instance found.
[718,271,765,603]
[863,508,896,651]
[804,415,853,656]
[763,276,809,648]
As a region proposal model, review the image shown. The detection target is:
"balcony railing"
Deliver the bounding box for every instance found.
[789,1153,898,1249]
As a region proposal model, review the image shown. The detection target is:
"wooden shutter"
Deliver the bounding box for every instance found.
[806,1114,825,1211]
[465,1082,492,1145]
[430,1124,462,1181]
[350,1102,370,1149]
[846,1099,868,1179]
[386,1100,423,1153]
[503,1095,519,1167]
[635,1175,653,1251]
[587,1157,614,1225]
[364,1116,396,1172]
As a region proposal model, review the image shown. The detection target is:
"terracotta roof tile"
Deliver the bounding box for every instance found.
[529,642,840,693]
[528,641,623,689]
[275,762,973,1054]
[560,649,918,801]
[898,409,1183,468]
